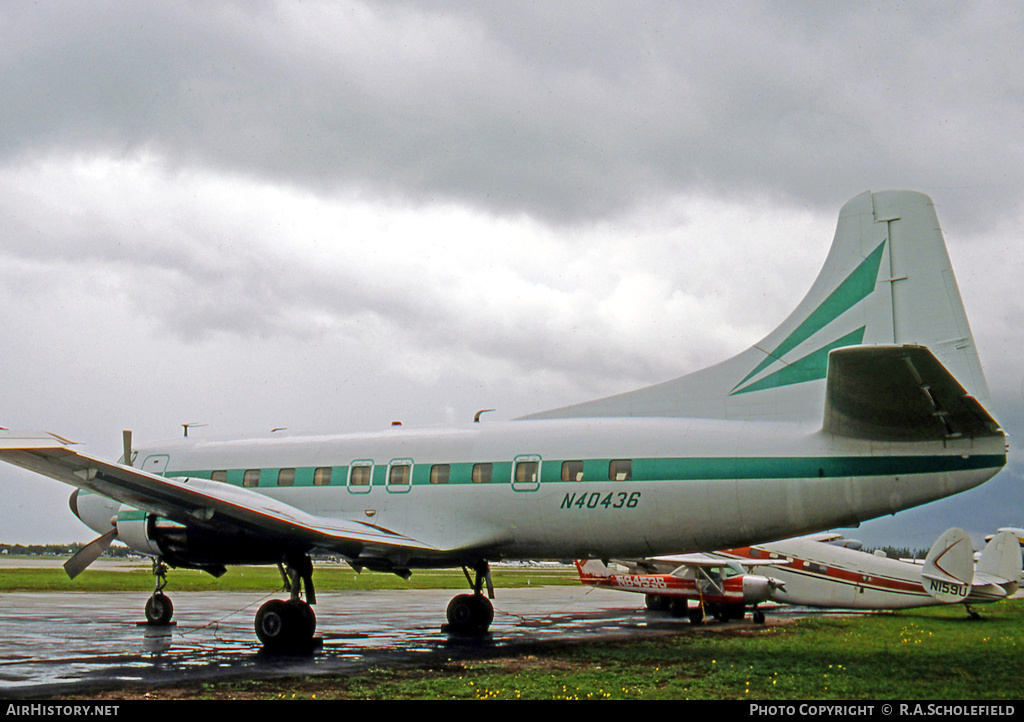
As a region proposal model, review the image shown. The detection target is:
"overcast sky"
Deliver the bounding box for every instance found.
[1,1,1022,551]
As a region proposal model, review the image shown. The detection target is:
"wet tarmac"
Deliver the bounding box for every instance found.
[0,586,794,698]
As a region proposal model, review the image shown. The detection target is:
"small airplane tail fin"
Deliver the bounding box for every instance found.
[524,191,993,423]
[921,528,974,603]
[574,559,613,582]
[973,530,1023,590]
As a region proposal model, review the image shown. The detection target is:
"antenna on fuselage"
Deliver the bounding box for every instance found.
[182,423,207,438]
[474,409,496,423]
[122,430,133,467]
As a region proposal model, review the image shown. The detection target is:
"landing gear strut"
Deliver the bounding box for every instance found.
[144,559,174,625]
[445,560,494,634]
[255,553,318,652]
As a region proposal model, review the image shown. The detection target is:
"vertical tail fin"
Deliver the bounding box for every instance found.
[574,559,612,582]
[921,528,974,603]
[524,191,991,422]
[973,530,1023,589]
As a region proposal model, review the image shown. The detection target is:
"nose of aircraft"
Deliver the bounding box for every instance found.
[742,575,785,603]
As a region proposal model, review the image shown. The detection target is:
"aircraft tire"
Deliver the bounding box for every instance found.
[446,593,493,634]
[688,603,704,625]
[753,610,765,625]
[645,594,669,612]
[255,599,315,652]
[144,592,173,625]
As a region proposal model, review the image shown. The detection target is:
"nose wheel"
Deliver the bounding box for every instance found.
[144,559,174,626]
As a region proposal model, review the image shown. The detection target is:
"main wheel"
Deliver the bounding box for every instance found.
[145,592,173,625]
[255,599,316,652]
[645,594,669,612]
[688,601,705,625]
[445,593,493,634]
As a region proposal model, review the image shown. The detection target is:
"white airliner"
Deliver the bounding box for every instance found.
[0,190,1007,651]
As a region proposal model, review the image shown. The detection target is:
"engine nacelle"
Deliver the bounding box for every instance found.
[113,507,166,558]
[68,490,120,537]
[70,489,286,570]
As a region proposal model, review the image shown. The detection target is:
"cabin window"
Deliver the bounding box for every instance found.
[388,463,411,485]
[430,464,450,484]
[349,464,372,486]
[277,468,296,487]
[243,469,261,487]
[211,470,227,483]
[313,467,332,486]
[515,460,539,484]
[608,459,632,481]
[472,463,492,484]
[561,460,584,482]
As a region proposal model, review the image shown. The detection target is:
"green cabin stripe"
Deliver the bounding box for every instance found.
[167,452,1004,489]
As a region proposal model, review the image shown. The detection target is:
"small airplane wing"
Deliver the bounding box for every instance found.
[0,431,440,561]
[652,552,790,570]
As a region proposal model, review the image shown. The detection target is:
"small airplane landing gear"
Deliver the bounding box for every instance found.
[255,553,318,652]
[144,559,174,626]
[445,560,494,634]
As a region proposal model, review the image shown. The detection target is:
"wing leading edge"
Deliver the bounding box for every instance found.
[0,431,439,562]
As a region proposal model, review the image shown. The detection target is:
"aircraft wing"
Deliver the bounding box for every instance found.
[0,431,439,561]
[652,553,790,569]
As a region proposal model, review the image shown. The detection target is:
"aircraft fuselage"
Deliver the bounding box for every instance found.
[109,416,1005,568]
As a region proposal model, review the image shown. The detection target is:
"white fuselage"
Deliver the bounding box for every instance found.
[114,415,1005,566]
[722,538,1014,609]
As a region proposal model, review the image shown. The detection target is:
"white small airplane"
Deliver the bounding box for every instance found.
[0,190,1007,651]
[716,528,1022,614]
[575,557,785,625]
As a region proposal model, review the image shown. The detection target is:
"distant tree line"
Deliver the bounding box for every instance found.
[0,542,133,557]
[866,546,929,560]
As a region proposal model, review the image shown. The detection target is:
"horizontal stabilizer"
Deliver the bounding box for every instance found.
[823,345,1003,441]
[921,528,974,603]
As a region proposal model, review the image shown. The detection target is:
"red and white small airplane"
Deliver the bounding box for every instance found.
[574,556,785,624]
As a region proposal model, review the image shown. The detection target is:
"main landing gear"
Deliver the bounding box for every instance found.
[444,560,494,634]
[255,554,318,653]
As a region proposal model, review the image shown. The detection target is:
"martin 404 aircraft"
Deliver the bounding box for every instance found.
[0,190,1007,651]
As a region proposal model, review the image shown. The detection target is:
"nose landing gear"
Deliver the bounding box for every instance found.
[144,559,174,626]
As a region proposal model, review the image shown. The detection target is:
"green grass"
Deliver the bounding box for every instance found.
[0,563,578,592]
[58,597,1024,700]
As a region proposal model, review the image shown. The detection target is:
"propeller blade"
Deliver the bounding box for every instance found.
[63,528,118,579]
